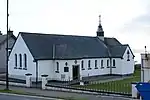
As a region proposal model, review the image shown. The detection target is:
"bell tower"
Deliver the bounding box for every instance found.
[96,15,104,41]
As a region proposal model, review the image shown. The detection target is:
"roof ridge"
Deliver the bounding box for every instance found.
[20,32,96,38]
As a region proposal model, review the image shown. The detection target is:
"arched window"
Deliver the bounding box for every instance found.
[95,60,98,69]
[56,62,59,73]
[24,54,27,69]
[107,59,109,67]
[19,54,22,69]
[127,50,130,61]
[101,60,104,68]
[88,60,91,70]
[14,54,17,69]
[113,59,116,67]
[81,60,84,70]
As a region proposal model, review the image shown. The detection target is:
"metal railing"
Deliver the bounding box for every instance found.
[46,77,135,96]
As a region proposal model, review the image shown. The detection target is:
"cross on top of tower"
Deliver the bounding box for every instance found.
[99,15,101,25]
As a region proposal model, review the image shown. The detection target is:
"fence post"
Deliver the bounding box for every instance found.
[25,73,32,88]
[80,75,84,86]
[41,74,48,90]
[131,82,140,99]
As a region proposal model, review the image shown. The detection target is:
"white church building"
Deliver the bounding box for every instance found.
[8,16,135,81]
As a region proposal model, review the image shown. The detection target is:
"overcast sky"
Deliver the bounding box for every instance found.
[0,0,150,63]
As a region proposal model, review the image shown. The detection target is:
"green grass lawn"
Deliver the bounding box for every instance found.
[76,69,141,94]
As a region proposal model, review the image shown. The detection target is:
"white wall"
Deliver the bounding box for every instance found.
[8,34,36,80]
[111,58,123,75]
[53,60,81,81]
[38,60,54,79]
[51,58,110,81]
[81,58,110,77]
[122,47,135,74]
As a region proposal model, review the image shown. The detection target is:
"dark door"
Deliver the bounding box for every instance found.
[72,65,79,80]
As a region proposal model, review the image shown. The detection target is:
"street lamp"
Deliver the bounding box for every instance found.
[6,0,9,90]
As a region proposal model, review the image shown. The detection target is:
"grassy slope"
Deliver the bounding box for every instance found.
[77,69,141,94]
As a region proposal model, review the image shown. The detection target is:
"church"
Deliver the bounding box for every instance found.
[8,16,135,81]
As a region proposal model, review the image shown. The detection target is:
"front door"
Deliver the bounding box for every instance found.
[72,65,79,80]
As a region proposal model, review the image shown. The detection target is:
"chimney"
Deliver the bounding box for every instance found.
[8,29,13,36]
[0,31,2,35]
[96,15,104,41]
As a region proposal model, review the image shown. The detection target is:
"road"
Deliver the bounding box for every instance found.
[0,93,60,100]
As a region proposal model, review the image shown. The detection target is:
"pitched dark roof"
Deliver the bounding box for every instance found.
[21,32,110,60]
[0,35,7,43]
[0,34,16,45]
[104,37,122,46]
[104,37,127,58]
[109,45,127,58]
[20,32,132,60]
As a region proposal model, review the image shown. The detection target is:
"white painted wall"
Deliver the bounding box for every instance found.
[37,57,129,81]
[8,34,36,80]
[51,58,110,81]
[53,60,81,81]
[38,60,54,79]
[122,47,135,74]
[111,58,123,75]
[81,58,110,77]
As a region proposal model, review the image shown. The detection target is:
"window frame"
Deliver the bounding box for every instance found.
[55,62,59,73]
[112,59,116,68]
[107,59,109,68]
[64,67,69,72]
[88,60,91,70]
[14,54,17,69]
[81,60,85,70]
[101,60,104,69]
[95,60,98,69]
[19,54,22,69]
[23,54,27,70]
[127,50,130,61]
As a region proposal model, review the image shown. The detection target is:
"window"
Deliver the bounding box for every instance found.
[107,60,109,67]
[64,67,69,72]
[19,54,22,69]
[56,62,59,73]
[127,50,130,61]
[88,60,91,70]
[101,60,104,68]
[95,60,98,69]
[113,59,116,67]
[65,62,68,66]
[23,54,27,70]
[81,60,84,70]
[14,54,17,69]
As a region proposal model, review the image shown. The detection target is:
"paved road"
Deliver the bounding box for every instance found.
[0,85,132,100]
[0,93,59,100]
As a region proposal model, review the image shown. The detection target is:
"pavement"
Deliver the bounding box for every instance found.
[0,93,59,100]
[0,85,133,100]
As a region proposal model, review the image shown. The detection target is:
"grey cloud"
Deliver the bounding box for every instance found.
[119,14,150,34]
[118,0,150,34]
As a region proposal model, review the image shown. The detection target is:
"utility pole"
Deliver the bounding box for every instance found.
[6,0,9,90]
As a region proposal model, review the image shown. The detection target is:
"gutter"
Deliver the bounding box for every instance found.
[33,59,38,87]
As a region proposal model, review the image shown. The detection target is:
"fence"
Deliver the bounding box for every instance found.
[46,76,138,96]
[0,73,140,97]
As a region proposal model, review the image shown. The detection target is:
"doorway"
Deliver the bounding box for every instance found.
[72,65,80,80]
